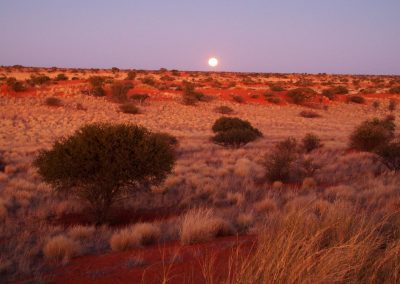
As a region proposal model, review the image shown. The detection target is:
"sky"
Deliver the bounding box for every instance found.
[0,0,399,74]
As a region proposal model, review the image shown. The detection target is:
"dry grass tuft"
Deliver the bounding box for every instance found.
[180,208,234,245]
[68,225,95,240]
[43,235,80,262]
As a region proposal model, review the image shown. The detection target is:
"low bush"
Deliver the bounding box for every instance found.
[264,137,298,182]
[110,223,161,251]
[28,74,51,86]
[349,117,395,151]
[269,84,285,92]
[211,117,262,147]
[389,99,397,112]
[299,110,321,118]
[6,77,26,92]
[267,96,281,104]
[111,81,134,102]
[389,86,400,94]
[302,133,322,153]
[125,71,136,80]
[87,76,106,97]
[55,73,68,81]
[120,103,140,114]
[232,94,245,103]
[34,123,176,222]
[322,85,349,99]
[347,95,365,104]
[45,97,63,106]
[375,142,400,171]
[214,105,234,114]
[286,88,317,104]
[141,76,156,86]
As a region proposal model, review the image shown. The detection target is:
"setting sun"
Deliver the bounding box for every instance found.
[208,57,218,67]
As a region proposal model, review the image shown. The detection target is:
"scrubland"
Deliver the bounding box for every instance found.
[0,66,400,283]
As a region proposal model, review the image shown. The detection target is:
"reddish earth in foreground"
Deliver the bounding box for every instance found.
[35,235,256,284]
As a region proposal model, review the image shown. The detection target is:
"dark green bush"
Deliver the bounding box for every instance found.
[299,110,321,118]
[232,95,245,103]
[55,73,68,81]
[264,137,298,182]
[375,142,400,171]
[269,84,285,92]
[347,95,365,104]
[111,82,134,102]
[141,76,156,86]
[88,76,106,88]
[214,106,234,114]
[302,133,322,153]
[349,117,395,151]
[389,86,400,94]
[120,103,140,114]
[211,117,262,147]
[182,82,206,105]
[267,96,281,104]
[125,71,136,80]
[322,85,349,99]
[45,97,63,106]
[34,123,176,222]
[28,74,51,86]
[286,88,317,104]
[6,77,26,92]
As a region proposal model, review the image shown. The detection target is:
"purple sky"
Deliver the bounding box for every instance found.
[1,0,399,74]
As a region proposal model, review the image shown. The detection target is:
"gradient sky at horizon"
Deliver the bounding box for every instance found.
[1,0,399,74]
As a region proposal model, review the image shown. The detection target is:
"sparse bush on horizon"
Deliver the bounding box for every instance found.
[6,77,26,92]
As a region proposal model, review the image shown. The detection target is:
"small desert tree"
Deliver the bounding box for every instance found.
[34,123,176,223]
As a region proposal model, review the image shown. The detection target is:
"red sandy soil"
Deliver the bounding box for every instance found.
[27,235,256,284]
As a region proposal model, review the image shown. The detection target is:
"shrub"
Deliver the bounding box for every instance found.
[125,71,137,80]
[88,76,105,88]
[264,137,298,182]
[232,95,245,103]
[68,225,95,240]
[111,82,133,102]
[349,117,395,151]
[302,133,322,153]
[180,208,234,245]
[389,86,400,94]
[110,223,161,251]
[267,96,281,104]
[212,117,261,134]
[299,110,321,118]
[141,76,156,86]
[45,97,63,106]
[130,93,149,103]
[214,105,234,114]
[55,73,68,81]
[375,142,400,171]
[286,88,317,104]
[389,99,397,112]
[269,84,285,92]
[110,228,139,252]
[34,123,176,222]
[6,77,26,92]
[131,223,161,246]
[347,95,365,104]
[322,85,349,99]
[28,74,51,86]
[120,103,140,114]
[372,100,380,110]
[43,236,79,262]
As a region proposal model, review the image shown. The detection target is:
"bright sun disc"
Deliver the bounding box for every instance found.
[208,57,218,67]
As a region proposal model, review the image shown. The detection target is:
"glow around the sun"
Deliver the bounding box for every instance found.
[208,57,218,67]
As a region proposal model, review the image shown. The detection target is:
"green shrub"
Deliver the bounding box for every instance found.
[302,133,322,153]
[141,76,156,86]
[28,74,51,86]
[389,86,400,94]
[120,103,140,114]
[6,77,26,92]
[181,82,206,105]
[125,71,136,80]
[375,142,400,171]
[389,99,397,112]
[111,82,134,102]
[267,96,281,104]
[269,84,285,92]
[322,85,349,99]
[299,110,321,118]
[55,74,68,81]
[45,97,63,106]
[88,76,105,88]
[349,117,395,151]
[347,95,365,104]
[214,106,234,114]
[264,138,298,182]
[34,123,176,222]
[232,95,245,103]
[286,88,317,104]
[211,117,262,147]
